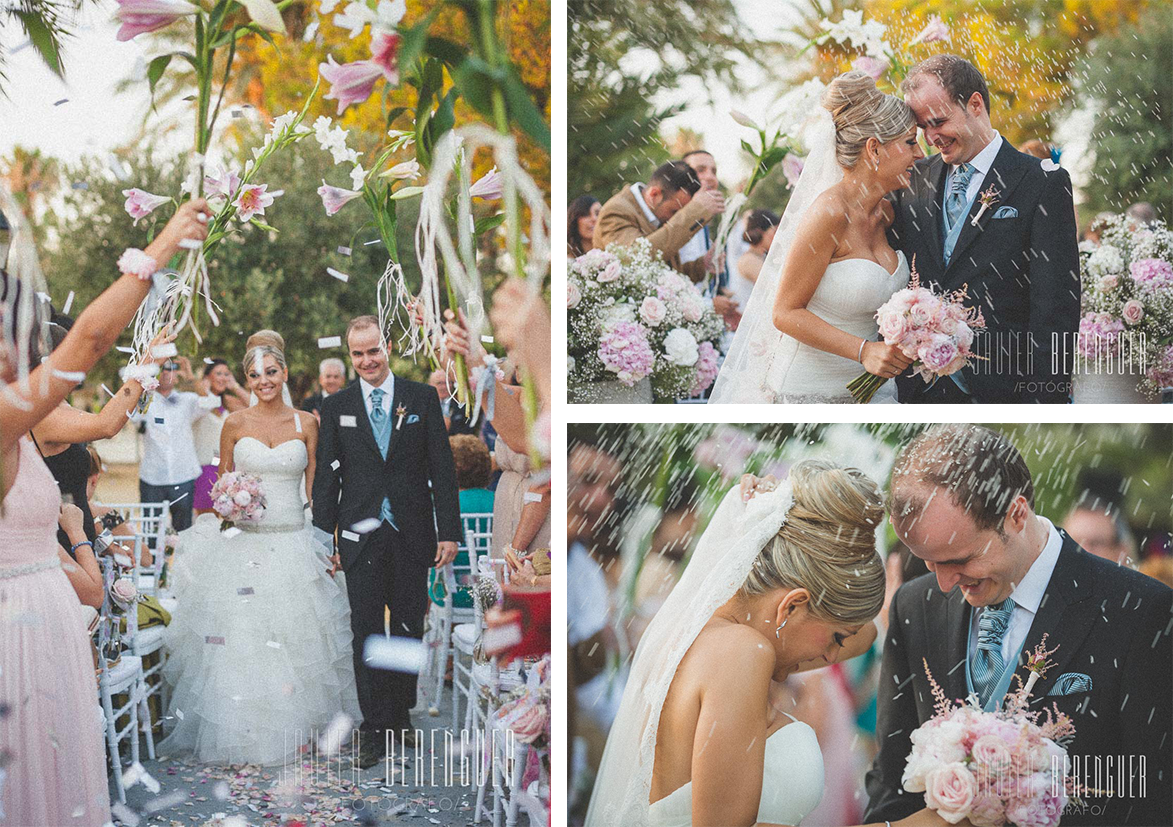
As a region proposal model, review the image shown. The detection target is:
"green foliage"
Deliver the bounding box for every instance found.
[0,1,97,87]
[1078,6,1173,222]
[568,0,756,202]
[39,132,432,403]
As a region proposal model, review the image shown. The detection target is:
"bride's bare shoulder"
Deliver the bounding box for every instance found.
[688,622,776,678]
[801,189,852,233]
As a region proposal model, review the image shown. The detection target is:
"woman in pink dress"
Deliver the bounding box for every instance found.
[1,196,208,825]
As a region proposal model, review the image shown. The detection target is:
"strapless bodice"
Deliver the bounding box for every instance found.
[648,713,824,826]
[233,437,308,532]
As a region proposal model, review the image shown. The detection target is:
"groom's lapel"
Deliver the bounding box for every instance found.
[912,156,947,277]
[384,375,405,462]
[1017,533,1096,708]
[347,383,384,461]
[943,585,972,703]
[945,142,1030,277]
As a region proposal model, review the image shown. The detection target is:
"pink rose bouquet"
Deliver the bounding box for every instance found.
[568,239,724,401]
[904,637,1089,827]
[848,257,986,402]
[209,471,266,531]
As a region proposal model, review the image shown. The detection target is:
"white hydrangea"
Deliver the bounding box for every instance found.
[1086,244,1125,278]
[600,303,637,330]
[567,355,576,375]
[664,328,699,366]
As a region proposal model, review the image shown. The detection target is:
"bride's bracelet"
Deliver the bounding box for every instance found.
[857,338,867,364]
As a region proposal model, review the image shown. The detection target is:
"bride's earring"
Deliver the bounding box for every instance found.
[775,618,787,639]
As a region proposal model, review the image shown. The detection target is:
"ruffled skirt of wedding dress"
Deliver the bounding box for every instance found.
[766,337,897,404]
[159,514,361,766]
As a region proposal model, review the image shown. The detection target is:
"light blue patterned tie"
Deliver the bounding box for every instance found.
[972,597,1014,707]
[945,163,975,231]
[368,388,396,527]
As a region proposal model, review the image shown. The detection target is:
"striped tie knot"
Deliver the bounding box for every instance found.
[977,597,1014,650]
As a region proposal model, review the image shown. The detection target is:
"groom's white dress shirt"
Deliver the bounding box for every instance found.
[945,131,1003,207]
[359,374,395,421]
[967,515,1064,664]
[630,183,661,228]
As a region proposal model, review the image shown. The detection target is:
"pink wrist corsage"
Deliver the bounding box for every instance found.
[118,248,158,280]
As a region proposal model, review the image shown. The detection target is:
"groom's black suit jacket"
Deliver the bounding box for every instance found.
[888,141,1080,403]
[864,532,1172,826]
[311,377,461,571]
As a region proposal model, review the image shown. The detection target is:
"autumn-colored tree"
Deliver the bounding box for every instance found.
[851,0,1155,146]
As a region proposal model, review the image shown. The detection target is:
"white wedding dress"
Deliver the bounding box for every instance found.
[647,711,825,827]
[764,252,909,403]
[160,437,361,766]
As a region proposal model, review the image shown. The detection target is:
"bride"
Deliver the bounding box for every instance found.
[586,462,958,827]
[711,71,923,403]
[160,337,360,766]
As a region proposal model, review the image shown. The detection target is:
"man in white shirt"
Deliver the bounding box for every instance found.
[130,358,209,530]
[679,150,740,336]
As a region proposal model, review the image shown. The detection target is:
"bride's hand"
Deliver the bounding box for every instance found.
[739,473,779,502]
[897,809,976,827]
[861,341,913,380]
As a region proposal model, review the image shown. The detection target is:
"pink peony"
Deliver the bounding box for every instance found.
[370,31,401,83]
[919,334,960,372]
[1121,299,1145,325]
[1005,788,1065,827]
[639,296,667,326]
[317,182,363,215]
[908,299,937,328]
[567,280,581,310]
[122,188,171,224]
[970,734,1012,770]
[233,183,278,221]
[1147,344,1173,388]
[597,260,622,283]
[319,55,384,114]
[967,791,1007,827]
[690,341,720,395]
[924,763,977,824]
[114,0,195,42]
[878,310,909,341]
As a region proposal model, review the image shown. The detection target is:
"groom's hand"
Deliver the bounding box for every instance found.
[434,541,458,567]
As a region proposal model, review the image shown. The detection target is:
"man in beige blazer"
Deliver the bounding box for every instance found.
[594,161,726,283]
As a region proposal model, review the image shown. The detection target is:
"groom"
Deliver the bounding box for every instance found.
[889,56,1080,403]
[312,315,461,767]
[864,425,1172,826]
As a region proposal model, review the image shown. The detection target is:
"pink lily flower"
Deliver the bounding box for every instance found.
[469,167,504,201]
[370,31,401,84]
[909,15,949,46]
[233,184,278,222]
[204,167,241,201]
[113,0,196,42]
[122,188,171,224]
[317,182,363,216]
[319,55,383,115]
[851,55,887,80]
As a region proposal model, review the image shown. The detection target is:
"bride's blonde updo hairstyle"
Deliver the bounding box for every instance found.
[821,70,916,169]
[242,329,287,377]
[740,460,886,625]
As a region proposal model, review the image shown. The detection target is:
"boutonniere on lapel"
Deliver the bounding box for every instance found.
[971,184,1001,226]
[395,404,407,430]
[1018,633,1061,698]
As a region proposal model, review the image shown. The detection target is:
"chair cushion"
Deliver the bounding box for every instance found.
[104,655,143,692]
[453,623,477,651]
[129,625,166,654]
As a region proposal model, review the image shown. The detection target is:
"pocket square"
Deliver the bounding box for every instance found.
[993,206,1018,219]
[407,414,420,424]
[1047,672,1093,696]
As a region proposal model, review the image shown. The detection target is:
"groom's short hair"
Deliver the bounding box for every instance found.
[903,55,990,114]
[648,161,701,197]
[345,314,383,346]
[889,424,1034,534]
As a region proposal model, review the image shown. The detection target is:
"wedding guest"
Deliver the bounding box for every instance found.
[0,195,208,827]
[595,160,724,283]
[680,149,740,330]
[182,357,249,515]
[56,502,104,609]
[1019,138,1054,160]
[129,354,211,531]
[300,356,346,421]
[429,435,495,609]
[1126,201,1157,227]
[429,367,478,436]
[84,445,150,568]
[731,209,779,313]
[568,194,601,258]
[30,317,174,552]
[629,479,699,649]
[1064,497,1137,566]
